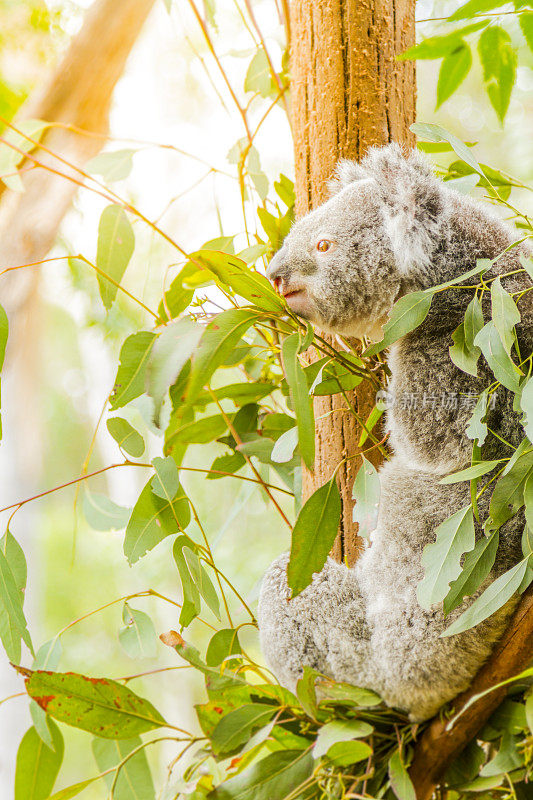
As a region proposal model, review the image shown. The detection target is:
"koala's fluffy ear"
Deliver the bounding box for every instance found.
[361,143,448,274]
[328,159,369,195]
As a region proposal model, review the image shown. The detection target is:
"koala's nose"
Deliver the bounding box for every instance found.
[267,248,288,283]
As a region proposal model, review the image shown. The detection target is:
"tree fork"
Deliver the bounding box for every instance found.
[289,0,416,562]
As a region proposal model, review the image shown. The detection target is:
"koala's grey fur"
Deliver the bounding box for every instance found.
[259,144,533,721]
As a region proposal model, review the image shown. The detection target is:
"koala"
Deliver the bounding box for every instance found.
[258,144,533,722]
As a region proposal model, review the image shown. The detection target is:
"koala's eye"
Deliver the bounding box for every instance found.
[316,239,332,252]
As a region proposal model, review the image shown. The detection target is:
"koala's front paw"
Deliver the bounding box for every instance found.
[258,554,372,692]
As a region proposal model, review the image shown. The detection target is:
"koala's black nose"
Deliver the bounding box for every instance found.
[267,247,288,283]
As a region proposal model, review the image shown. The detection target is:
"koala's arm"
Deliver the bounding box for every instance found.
[258,553,372,693]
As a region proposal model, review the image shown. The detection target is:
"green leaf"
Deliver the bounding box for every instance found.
[491,277,520,354]
[211,704,277,755]
[526,692,533,735]
[86,149,136,182]
[443,531,499,616]
[282,333,315,470]
[525,472,533,532]
[296,665,319,718]
[478,26,517,123]
[166,413,228,446]
[183,546,221,620]
[418,506,475,609]
[203,381,276,407]
[364,291,433,356]
[157,269,194,323]
[92,735,156,800]
[474,322,521,391]
[314,719,373,759]
[271,426,298,463]
[0,301,7,439]
[123,478,190,564]
[146,317,202,423]
[185,309,260,408]
[388,750,416,800]
[83,490,131,531]
[437,44,472,108]
[0,547,33,661]
[110,332,157,410]
[352,456,381,539]
[208,749,313,800]
[465,390,490,446]
[480,731,523,777]
[442,558,529,637]
[119,603,157,659]
[47,777,101,800]
[96,205,135,309]
[244,48,276,98]
[287,476,341,597]
[191,250,283,313]
[449,295,483,376]
[150,455,179,499]
[449,0,511,22]
[410,123,483,175]
[205,628,242,666]
[520,11,533,52]
[316,679,382,707]
[488,448,533,530]
[398,21,488,60]
[173,536,201,628]
[15,722,64,800]
[107,417,145,457]
[326,739,373,767]
[440,460,500,484]
[22,667,168,737]
[0,529,26,591]
[520,376,533,441]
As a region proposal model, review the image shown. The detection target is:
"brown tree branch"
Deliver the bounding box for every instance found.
[409,586,533,800]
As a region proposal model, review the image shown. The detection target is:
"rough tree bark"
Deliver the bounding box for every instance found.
[289,0,416,563]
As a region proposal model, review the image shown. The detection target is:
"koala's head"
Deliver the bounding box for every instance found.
[268,144,449,340]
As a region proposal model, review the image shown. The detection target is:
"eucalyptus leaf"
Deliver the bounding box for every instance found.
[119,603,157,659]
[478,26,517,123]
[183,546,221,620]
[442,558,529,637]
[92,735,156,800]
[110,332,157,410]
[443,531,499,615]
[96,205,135,309]
[124,478,190,564]
[417,506,475,609]
[83,491,131,532]
[437,44,472,109]
[15,722,64,800]
[314,719,373,759]
[185,309,260,408]
[282,333,315,470]
[388,749,416,800]
[86,149,136,182]
[287,476,341,597]
[352,456,380,539]
[364,290,433,356]
[474,322,521,392]
[207,749,313,800]
[107,417,145,457]
[22,668,167,737]
[491,277,520,354]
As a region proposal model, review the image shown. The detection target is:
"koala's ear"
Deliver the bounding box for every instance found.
[361,143,448,273]
[328,159,369,195]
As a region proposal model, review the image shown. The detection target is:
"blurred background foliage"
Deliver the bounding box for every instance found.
[0,0,532,796]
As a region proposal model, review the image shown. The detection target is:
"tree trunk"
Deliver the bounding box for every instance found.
[290,0,416,563]
[0,0,156,476]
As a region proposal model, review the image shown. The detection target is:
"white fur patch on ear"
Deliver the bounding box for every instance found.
[329,159,369,195]
[383,200,436,274]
